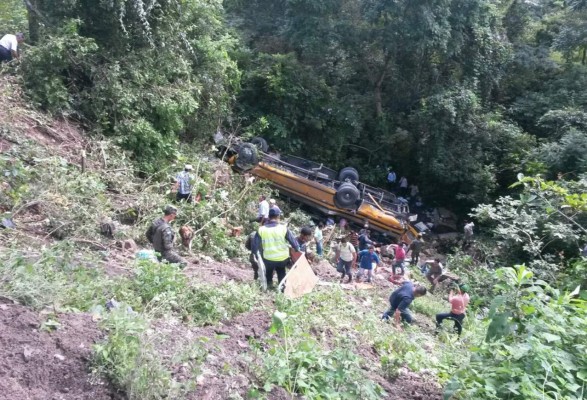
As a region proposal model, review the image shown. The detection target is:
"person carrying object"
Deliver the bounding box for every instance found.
[252,208,301,288]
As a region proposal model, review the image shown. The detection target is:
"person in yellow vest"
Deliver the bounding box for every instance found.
[252,208,301,288]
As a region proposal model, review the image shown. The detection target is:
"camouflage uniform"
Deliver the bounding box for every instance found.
[147,217,187,268]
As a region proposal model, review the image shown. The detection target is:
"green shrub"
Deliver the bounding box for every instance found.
[20,21,98,113]
[132,260,188,305]
[182,282,260,325]
[94,307,193,400]
[375,332,429,379]
[0,243,113,310]
[253,311,385,399]
[445,266,587,400]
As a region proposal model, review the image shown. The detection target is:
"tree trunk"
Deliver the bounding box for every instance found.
[374,55,392,118]
[22,0,43,44]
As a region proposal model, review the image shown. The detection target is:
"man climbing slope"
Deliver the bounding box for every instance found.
[0,33,24,63]
[174,164,195,202]
[382,281,427,325]
[436,284,470,336]
[146,205,187,267]
[252,208,301,288]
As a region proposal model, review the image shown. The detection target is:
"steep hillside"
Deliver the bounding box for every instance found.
[1,76,474,400]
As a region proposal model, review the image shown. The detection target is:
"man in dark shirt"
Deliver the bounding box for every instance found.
[358,230,374,251]
[407,234,423,266]
[146,205,187,267]
[296,226,313,254]
[245,231,259,280]
[381,281,427,324]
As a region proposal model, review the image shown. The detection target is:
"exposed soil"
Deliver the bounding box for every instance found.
[184,258,253,285]
[387,372,443,400]
[0,76,86,164]
[0,301,118,400]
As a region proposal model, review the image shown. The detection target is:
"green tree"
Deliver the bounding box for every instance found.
[19,0,240,172]
[0,0,28,34]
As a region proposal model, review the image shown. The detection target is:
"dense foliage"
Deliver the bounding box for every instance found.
[4,0,584,207]
[17,0,239,172]
[446,266,587,400]
[226,0,587,209]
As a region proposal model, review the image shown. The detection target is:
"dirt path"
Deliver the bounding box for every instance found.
[0,300,118,400]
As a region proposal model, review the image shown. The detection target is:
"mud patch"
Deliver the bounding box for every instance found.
[184,258,252,285]
[0,303,118,400]
[386,371,443,400]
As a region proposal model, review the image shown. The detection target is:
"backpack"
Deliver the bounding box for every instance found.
[245,232,255,251]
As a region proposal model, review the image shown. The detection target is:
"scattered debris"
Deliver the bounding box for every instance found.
[1,218,15,229]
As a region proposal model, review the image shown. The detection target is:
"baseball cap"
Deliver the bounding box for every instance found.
[269,208,281,218]
[163,205,178,215]
[184,164,193,170]
[269,198,276,204]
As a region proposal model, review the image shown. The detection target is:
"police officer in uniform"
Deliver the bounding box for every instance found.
[252,208,300,288]
[146,205,187,267]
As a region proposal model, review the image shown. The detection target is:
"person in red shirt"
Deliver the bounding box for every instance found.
[435,284,470,336]
[393,242,407,275]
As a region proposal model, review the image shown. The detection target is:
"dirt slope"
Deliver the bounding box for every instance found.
[0,300,118,400]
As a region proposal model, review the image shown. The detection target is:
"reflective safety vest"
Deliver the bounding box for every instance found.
[258,224,289,261]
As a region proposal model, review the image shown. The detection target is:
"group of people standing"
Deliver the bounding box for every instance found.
[332,228,470,336]
[386,167,418,200]
[335,230,424,283]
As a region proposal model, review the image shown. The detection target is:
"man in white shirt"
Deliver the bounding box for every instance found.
[269,198,281,213]
[257,195,269,224]
[463,220,475,249]
[0,33,24,62]
[174,164,195,202]
[335,236,357,283]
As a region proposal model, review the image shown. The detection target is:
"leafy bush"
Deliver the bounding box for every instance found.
[182,282,260,325]
[445,266,587,400]
[374,332,429,379]
[94,307,193,400]
[0,242,114,310]
[131,260,188,305]
[20,1,239,172]
[253,311,385,399]
[473,175,587,284]
[20,21,98,113]
[0,146,34,210]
